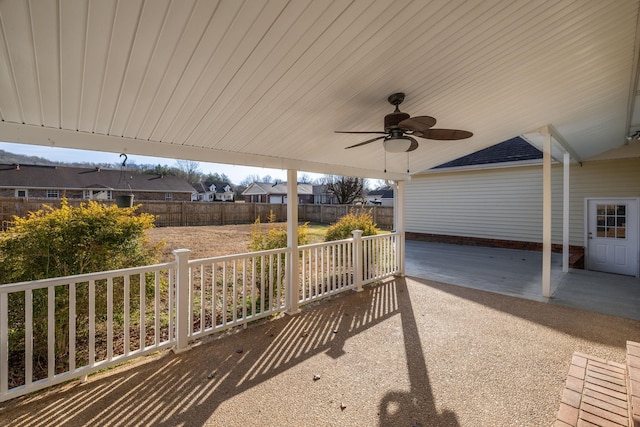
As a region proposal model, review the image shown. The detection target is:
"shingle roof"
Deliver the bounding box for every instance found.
[367,187,394,199]
[242,182,313,196]
[193,181,233,194]
[432,137,542,169]
[0,164,194,192]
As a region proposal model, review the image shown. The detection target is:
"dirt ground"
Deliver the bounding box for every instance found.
[145,223,285,262]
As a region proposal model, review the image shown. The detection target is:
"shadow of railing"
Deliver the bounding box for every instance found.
[0,278,457,426]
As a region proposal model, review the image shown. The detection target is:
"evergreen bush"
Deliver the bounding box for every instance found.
[324,210,379,242]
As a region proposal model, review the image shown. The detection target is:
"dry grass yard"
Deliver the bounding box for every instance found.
[146,223,329,262]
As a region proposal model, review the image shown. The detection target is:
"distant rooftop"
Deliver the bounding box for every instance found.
[432,137,542,169]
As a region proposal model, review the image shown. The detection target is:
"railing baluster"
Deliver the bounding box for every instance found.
[168,268,174,343]
[232,261,237,323]
[314,247,319,298]
[89,280,95,367]
[242,258,247,321]
[260,255,265,314]
[124,275,130,356]
[139,273,145,352]
[107,277,113,361]
[155,271,160,346]
[69,282,76,372]
[222,262,227,326]
[48,286,55,378]
[212,262,217,328]
[276,254,281,310]
[251,258,256,317]
[199,264,204,333]
[0,292,7,394]
[25,289,33,386]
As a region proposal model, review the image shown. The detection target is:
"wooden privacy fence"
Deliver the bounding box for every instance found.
[0,198,394,229]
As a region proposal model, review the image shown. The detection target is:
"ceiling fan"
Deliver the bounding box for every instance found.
[336,92,473,152]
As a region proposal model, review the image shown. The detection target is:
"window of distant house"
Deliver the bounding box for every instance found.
[83,190,112,200]
[596,204,626,238]
[165,193,173,201]
[47,189,59,199]
[15,189,28,198]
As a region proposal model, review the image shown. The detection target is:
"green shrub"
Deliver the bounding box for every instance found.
[248,214,309,251]
[0,199,164,375]
[0,199,162,283]
[325,210,379,242]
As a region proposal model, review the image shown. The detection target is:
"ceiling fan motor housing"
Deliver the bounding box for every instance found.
[384,111,410,132]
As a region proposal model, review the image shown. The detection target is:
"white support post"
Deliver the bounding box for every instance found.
[286,170,300,315]
[562,151,570,272]
[395,180,406,276]
[0,292,7,395]
[173,249,192,354]
[352,230,364,292]
[542,132,552,298]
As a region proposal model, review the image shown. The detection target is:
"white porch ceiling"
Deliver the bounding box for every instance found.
[0,0,639,180]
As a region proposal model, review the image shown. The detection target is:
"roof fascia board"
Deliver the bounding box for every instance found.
[522,124,582,165]
[417,158,547,175]
[0,122,410,181]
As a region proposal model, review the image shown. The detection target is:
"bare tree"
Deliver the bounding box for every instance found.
[322,175,365,205]
[174,160,202,185]
[298,173,313,184]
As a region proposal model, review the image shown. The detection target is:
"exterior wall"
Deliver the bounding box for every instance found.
[2,188,191,201]
[244,194,267,203]
[406,157,640,248]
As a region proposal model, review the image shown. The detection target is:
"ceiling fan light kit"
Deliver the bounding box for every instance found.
[383,136,415,153]
[336,92,473,154]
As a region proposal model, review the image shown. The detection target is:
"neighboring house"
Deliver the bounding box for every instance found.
[192,181,234,202]
[366,187,394,206]
[0,163,195,201]
[312,184,338,204]
[242,182,314,204]
[405,137,640,276]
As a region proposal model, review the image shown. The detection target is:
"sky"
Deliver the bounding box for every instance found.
[0,141,321,185]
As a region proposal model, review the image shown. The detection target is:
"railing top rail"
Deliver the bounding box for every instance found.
[0,261,177,293]
[299,238,352,250]
[188,246,290,265]
[362,232,398,241]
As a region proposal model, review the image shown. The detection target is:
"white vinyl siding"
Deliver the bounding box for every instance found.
[569,158,640,244]
[406,158,640,247]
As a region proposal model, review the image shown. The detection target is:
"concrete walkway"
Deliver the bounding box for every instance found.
[405,240,640,321]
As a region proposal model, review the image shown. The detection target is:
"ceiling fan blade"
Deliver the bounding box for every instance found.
[345,135,386,149]
[335,130,387,134]
[407,139,419,152]
[399,116,437,132]
[414,128,473,140]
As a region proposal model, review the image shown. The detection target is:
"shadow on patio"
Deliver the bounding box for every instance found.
[0,278,458,427]
[2,274,638,426]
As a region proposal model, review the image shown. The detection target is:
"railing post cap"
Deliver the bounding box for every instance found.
[172,248,191,255]
[351,229,364,237]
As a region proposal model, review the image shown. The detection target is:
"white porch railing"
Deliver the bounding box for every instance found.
[0,232,400,402]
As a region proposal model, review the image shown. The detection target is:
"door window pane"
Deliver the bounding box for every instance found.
[596,204,627,239]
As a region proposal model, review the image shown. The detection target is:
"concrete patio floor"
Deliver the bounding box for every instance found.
[405,240,640,321]
[1,242,639,426]
[1,276,639,426]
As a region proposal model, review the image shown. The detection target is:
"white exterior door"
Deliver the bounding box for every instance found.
[586,199,639,276]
